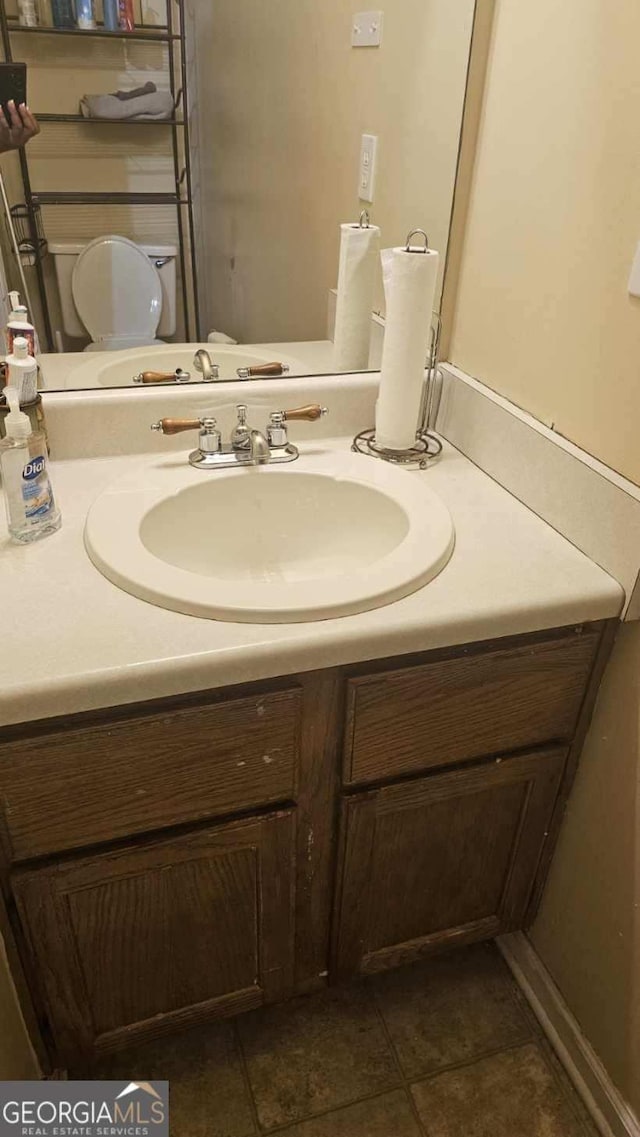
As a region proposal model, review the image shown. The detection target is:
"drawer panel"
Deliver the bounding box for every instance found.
[344,629,599,785]
[0,687,301,860]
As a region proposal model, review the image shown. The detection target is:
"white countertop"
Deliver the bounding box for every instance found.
[0,435,623,728]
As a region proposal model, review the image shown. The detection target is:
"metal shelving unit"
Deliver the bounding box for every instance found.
[0,2,200,350]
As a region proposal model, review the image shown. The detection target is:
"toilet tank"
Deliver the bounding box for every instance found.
[50,241,177,340]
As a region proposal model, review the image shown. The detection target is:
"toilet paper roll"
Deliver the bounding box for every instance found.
[374,245,439,450]
[332,222,381,371]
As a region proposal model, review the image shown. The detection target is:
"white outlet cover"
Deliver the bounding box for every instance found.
[352,10,383,47]
[359,133,378,203]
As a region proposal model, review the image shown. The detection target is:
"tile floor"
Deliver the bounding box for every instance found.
[94,942,600,1137]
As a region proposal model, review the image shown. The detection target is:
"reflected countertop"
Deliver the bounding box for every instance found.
[38,340,339,391]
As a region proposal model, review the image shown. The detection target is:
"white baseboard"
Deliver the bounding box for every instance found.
[498,932,640,1137]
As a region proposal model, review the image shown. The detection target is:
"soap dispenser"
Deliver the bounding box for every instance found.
[7,336,38,404]
[6,291,37,355]
[0,386,61,542]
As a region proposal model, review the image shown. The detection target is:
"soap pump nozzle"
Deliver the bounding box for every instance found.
[11,336,29,360]
[3,385,31,439]
[7,292,28,320]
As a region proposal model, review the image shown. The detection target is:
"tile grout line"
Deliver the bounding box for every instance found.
[232,1016,263,1137]
[259,1086,425,1136]
[533,1032,603,1137]
[367,956,595,1136]
[368,948,599,1129]
[222,947,594,1136]
[404,1036,598,1137]
[232,982,410,1135]
[503,966,598,1136]
[369,958,540,1086]
[367,979,433,1137]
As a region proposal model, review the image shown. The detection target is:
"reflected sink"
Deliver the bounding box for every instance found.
[66,343,307,389]
[85,452,455,622]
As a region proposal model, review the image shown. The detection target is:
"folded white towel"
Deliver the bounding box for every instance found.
[80,84,175,121]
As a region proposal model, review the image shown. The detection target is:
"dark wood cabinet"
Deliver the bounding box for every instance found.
[12,811,295,1066]
[0,686,301,860]
[0,621,614,1069]
[342,628,599,784]
[331,749,565,979]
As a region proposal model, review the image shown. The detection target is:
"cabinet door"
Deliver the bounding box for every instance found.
[13,811,295,1066]
[332,750,564,979]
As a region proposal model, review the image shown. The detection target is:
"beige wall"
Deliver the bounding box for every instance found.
[0,936,38,1079]
[449,0,640,1115]
[449,0,640,487]
[192,0,475,344]
[532,624,640,1114]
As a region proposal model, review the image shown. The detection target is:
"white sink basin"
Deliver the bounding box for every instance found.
[65,343,307,389]
[85,452,455,622]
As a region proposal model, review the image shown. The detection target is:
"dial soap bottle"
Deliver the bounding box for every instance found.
[0,387,61,542]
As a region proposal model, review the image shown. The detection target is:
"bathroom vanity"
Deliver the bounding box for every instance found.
[0,620,614,1069]
[0,383,624,1072]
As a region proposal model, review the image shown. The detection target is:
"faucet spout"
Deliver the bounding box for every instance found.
[193,350,220,382]
[249,429,271,464]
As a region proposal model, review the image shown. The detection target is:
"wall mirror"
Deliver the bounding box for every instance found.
[0,0,477,390]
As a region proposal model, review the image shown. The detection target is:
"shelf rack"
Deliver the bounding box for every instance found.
[0,3,201,350]
[35,113,184,125]
[32,191,188,205]
[6,21,178,41]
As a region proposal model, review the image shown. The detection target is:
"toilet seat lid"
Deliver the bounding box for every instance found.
[71,235,162,342]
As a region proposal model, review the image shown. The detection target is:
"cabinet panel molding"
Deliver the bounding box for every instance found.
[332,749,565,979]
[12,810,296,1065]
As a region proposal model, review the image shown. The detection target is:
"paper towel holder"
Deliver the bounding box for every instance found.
[351,210,372,229]
[351,426,442,469]
[352,308,443,470]
[405,228,429,253]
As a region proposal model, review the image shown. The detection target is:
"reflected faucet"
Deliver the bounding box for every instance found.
[193,349,220,382]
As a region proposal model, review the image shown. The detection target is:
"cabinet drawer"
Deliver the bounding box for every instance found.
[343,628,599,785]
[0,687,301,861]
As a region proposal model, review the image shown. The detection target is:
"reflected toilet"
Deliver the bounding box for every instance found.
[51,235,178,352]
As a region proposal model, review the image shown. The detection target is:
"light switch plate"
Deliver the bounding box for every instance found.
[351,11,383,48]
[358,133,378,203]
[628,241,640,297]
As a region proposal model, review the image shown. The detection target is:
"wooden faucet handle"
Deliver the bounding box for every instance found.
[249,362,289,377]
[135,370,190,384]
[136,371,177,384]
[151,418,201,435]
[283,404,327,422]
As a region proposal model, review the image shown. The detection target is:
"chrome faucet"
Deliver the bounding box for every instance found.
[231,404,273,464]
[151,403,327,470]
[248,429,271,464]
[193,349,220,382]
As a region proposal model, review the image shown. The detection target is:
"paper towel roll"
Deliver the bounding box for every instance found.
[374,244,439,450]
[332,222,381,371]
